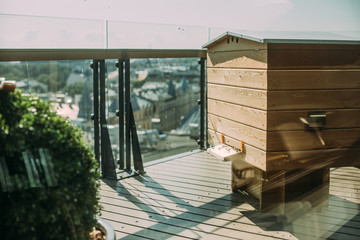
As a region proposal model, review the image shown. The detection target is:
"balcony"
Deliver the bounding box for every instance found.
[1,14,360,240]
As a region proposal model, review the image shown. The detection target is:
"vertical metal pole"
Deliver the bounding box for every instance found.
[125,59,131,171]
[91,61,100,163]
[204,58,208,149]
[99,60,106,175]
[116,60,124,170]
[99,60,117,179]
[130,102,145,174]
[199,58,206,150]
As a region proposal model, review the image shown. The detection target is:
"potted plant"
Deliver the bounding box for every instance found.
[0,89,107,239]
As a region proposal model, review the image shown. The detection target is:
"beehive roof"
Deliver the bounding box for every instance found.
[203,31,360,48]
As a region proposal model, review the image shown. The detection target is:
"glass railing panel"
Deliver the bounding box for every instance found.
[0,14,104,48]
[0,59,95,147]
[134,58,201,162]
[103,58,201,164]
[107,21,208,49]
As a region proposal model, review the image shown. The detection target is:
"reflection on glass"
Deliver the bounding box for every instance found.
[0,60,95,148]
[107,21,208,49]
[0,15,104,48]
[105,58,201,163]
[0,58,201,164]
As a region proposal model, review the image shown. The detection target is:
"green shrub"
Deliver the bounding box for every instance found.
[0,90,101,239]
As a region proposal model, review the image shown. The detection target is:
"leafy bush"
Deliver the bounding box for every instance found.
[0,90,101,239]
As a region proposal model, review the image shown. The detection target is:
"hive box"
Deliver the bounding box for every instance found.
[204,32,360,213]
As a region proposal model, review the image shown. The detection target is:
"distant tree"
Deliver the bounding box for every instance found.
[64,82,85,98]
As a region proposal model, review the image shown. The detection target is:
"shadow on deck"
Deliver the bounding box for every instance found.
[99,150,360,240]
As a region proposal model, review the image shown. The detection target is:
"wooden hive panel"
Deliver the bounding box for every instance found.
[266,43,360,171]
[207,68,267,90]
[208,84,267,110]
[207,37,267,69]
[267,89,360,110]
[267,43,360,69]
[208,99,267,130]
[267,69,360,90]
[207,36,268,170]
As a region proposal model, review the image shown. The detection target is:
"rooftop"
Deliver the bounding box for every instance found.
[203,31,360,48]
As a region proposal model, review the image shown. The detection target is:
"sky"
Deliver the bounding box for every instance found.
[0,0,359,48]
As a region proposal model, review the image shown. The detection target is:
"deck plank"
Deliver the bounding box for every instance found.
[100,151,360,239]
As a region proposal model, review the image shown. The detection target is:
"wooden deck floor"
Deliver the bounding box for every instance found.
[99,150,360,240]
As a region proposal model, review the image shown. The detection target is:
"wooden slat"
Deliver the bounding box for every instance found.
[100,198,290,240]
[268,89,360,110]
[331,171,360,181]
[267,148,360,171]
[207,50,267,69]
[267,70,360,90]
[146,158,231,181]
[208,99,267,130]
[98,151,360,240]
[112,230,151,240]
[100,185,294,239]
[100,184,247,216]
[101,211,207,239]
[268,44,360,69]
[267,109,360,131]
[208,114,266,150]
[100,191,255,225]
[153,155,231,174]
[207,68,267,90]
[119,176,232,200]
[208,84,267,110]
[144,168,231,190]
[102,217,175,240]
[329,186,360,199]
[330,167,360,175]
[100,184,256,217]
[146,163,231,184]
[157,153,231,170]
[286,218,360,240]
[267,128,360,151]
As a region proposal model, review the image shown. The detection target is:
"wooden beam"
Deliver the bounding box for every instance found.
[268,89,360,110]
[208,68,267,90]
[267,109,360,131]
[267,148,360,171]
[268,46,360,69]
[208,99,267,130]
[208,84,267,110]
[268,70,360,90]
[267,128,360,152]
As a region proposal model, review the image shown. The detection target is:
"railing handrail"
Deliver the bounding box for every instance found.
[0,48,207,62]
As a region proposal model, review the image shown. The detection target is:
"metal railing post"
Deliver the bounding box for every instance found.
[91,61,100,163]
[99,60,117,179]
[199,57,207,150]
[124,59,131,171]
[99,60,106,175]
[116,60,125,170]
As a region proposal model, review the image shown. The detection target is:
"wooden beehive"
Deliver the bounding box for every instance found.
[204,32,360,212]
[205,32,360,171]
